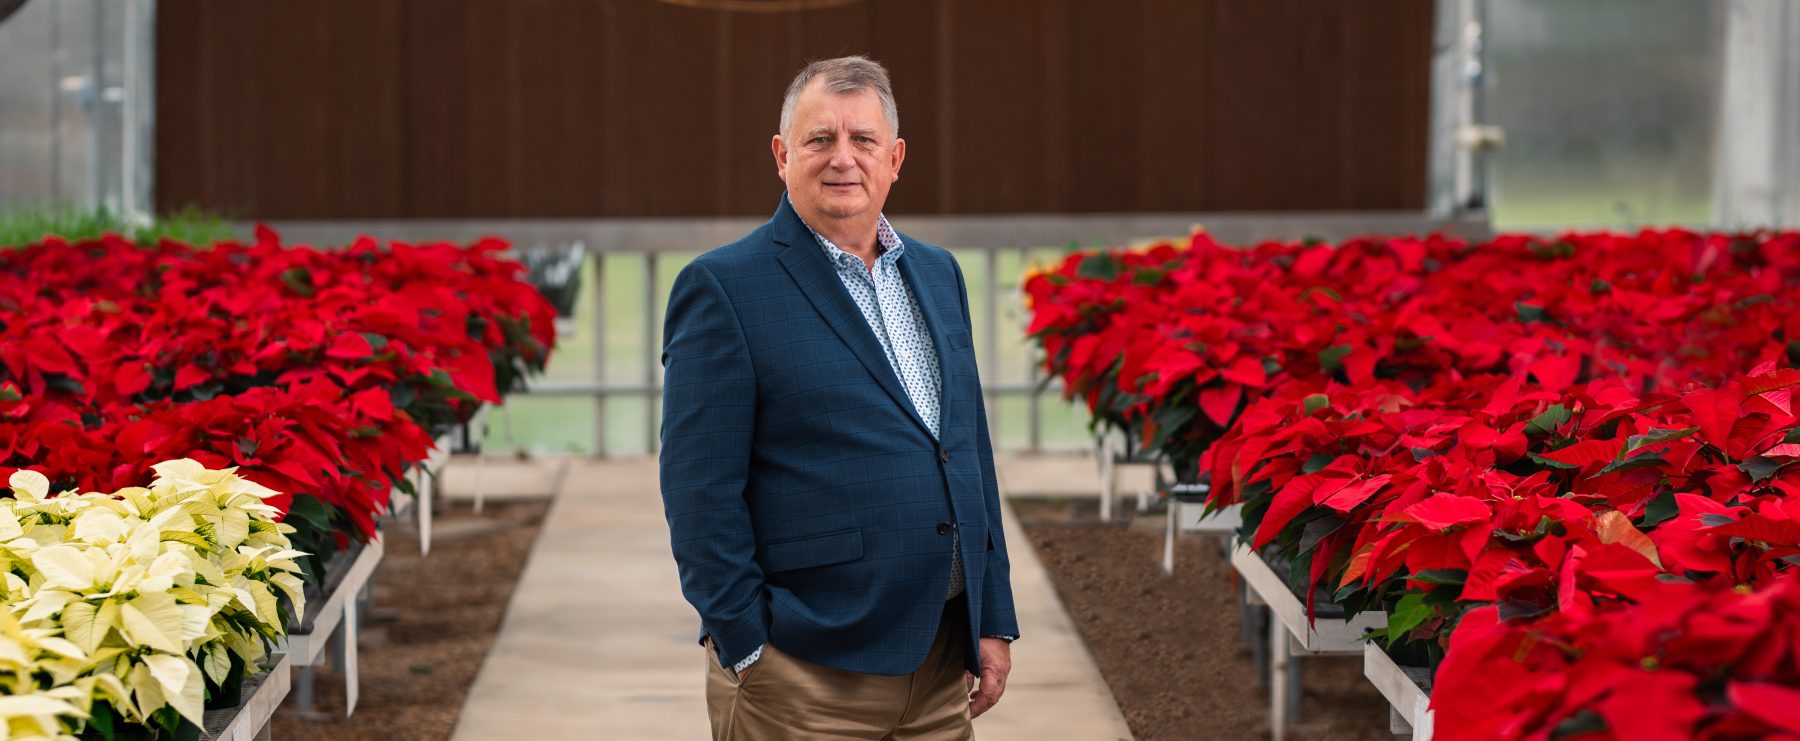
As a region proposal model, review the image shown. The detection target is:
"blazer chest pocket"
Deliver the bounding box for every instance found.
[946,330,972,351]
[763,528,864,572]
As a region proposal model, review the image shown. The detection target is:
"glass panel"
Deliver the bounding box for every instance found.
[483,396,597,455]
[0,0,67,205]
[0,0,146,211]
[1484,0,1724,230]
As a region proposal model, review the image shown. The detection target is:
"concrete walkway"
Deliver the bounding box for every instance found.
[451,455,1132,740]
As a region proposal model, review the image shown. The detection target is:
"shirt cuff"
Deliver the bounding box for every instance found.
[983,635,1017,642]
[732,644,764,677]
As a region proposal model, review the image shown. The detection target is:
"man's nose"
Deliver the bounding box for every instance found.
[828,140,857,170]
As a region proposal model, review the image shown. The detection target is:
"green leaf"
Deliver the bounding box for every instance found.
[1318,344,1353,373]
[1409,569,1468,585]
[1297,516,1344,557]
[1594,451,1664,476]
[1302,394,1330,416]
[1738,456,1782,483]
[389,383,418,410]
[1526,405,1572,436]
[1528,453,1583,470]
[89,699,119,741]
[44,374,86,397]
[1550,710,1608,740]
[279,267,315,297]
[1625,426,1699,453]
[1383,593,1431,645]
[1301,453,1334,475]
[1515,302,1549,323]
[1074,253,1121,281]
[1641,490,1680,528]
[285,494,333,532]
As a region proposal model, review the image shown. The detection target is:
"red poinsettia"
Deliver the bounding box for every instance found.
[0,229,558,544]
[1026,227,1800,735]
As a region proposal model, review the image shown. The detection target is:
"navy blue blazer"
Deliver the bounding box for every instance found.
[659,196,1019,677]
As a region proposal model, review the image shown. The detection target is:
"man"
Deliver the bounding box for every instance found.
[660,56,1019,740]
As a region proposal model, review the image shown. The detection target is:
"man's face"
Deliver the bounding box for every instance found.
[773,82,905,228]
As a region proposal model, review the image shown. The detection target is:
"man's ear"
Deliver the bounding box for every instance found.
[772,135,789,182]
[890,137,906,182]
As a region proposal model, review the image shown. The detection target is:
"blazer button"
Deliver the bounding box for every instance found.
[939,449,950,463]
[937,522,952,535]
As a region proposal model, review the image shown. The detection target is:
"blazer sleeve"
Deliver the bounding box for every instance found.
[951,256,1020,640]
[660,259,769,669]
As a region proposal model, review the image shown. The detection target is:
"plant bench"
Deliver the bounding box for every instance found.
[1364,642,1434,739]
[1231,543,1386,741]
[279,536,385,716]
[199,654,293,741]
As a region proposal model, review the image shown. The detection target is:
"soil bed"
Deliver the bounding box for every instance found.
[1014,497,1392,741]
[271,499,550,741]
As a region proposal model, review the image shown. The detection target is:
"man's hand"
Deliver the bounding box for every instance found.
[967,637,1012,718]
[735,662,756,683]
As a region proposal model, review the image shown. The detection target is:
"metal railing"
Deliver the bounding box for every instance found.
[265,210,1489,456]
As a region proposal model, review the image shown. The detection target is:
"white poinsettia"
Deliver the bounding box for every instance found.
[0,610,86,740]
[0,461,307,735]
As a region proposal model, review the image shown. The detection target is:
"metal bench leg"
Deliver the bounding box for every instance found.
[294,665,316,714]
[1162,500,1177,575]
[1097,433,1115,523]
[1286,641,1304,724]
[419,465,433,557]
[1270,617,1289,741]
[1390,706,1414,735]
[1244,589,1270,689]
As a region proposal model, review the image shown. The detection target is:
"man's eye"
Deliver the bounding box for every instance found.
[810,137,829,145]
[855,136,874,144]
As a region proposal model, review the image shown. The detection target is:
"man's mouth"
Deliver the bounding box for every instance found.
[825,182,859,189]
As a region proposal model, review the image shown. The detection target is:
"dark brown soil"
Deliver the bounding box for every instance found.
[271,499,550,741]
[1015,497,1392,741]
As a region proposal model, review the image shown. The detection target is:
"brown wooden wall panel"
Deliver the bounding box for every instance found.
[156,0,1434,219]
[156,1,404,219]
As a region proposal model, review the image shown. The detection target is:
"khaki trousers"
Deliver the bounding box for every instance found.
[704,601,974,740]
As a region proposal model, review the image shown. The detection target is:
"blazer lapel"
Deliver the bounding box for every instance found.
[896,240,963,448]
[771,200,933,438]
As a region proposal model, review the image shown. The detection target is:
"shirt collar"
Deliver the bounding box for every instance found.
[789,193,904,266]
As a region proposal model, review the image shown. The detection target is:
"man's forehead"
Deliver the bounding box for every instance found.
[801,121,884,136]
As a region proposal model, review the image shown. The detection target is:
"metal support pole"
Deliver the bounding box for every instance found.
[1269,616,1287,741]
[1098,430,1115,523]
[983,249,1000,444]
[295,666,316,715]
[1162,498,1177,574]
[1286,639,1304,724]
[644,252,660,455]
[592,253,608,456]
[1022,249,1041,452]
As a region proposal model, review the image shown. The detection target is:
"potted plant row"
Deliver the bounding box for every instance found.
[1026,227,1800,739]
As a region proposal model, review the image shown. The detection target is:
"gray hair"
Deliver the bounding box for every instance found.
[778,55,899,140]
